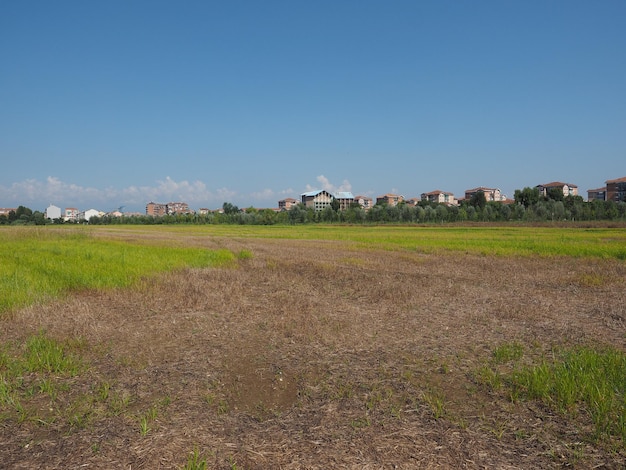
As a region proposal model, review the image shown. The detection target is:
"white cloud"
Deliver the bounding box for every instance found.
[0,176,247,211]
[305,175,352,194]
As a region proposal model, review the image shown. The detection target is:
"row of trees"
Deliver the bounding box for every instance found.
[2,190,626,226]
[0,206,49,225]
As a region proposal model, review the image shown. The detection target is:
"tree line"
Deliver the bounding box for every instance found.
[2,188,625,226]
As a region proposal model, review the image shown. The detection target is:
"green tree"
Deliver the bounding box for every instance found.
[469,191,487,209]
[222,202,239,215]
[546,187,564,201]
[514,187,540,208]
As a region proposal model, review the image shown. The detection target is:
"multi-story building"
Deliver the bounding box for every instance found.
[278,198,298,211]
[146,201,192,216]
[354,196,373,210]
[166,202,192,215]
[404,198,419,206]
[146,202,167,216]
[464,187,504,202]
[79,209,102,221]
[587,187,606,202]
[421,190,457,205]
[0,208,16,217]
[376,194,404,206]
[334,192,355,211]
[606,176,626,202]
[536,182,578,198]
[301,190,334,211]
[45,204,62,220]
[64,207,79,222]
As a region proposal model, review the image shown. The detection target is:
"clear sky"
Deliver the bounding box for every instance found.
[1,0,625,212]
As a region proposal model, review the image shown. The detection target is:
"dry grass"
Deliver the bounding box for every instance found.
[1,232,625,468]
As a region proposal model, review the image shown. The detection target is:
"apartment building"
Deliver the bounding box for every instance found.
[64,207,79,222]
[166,202,192,215]
[334,192,355,211]
[45,204,62,220]
[536,182,578,198]
[354,196,373,210]
[278,198,298,211]
[606,176,626,202]
[146,202,166,216]
[301,190,334,211]
[464,187,504,202]
[0,208,16,217]
[421,190,457,205]
[376,194,404,206]
[146,201,192,216]
[587,187,607,202]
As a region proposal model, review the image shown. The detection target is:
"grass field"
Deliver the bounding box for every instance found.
[94,223,626,258]
[1,224,625,468]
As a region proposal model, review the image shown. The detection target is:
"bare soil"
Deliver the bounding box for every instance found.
[1,233,625,469]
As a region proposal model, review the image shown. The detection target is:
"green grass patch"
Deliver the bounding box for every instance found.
[0,332,86,423]
[0,228,236,314]
[89,224,626,260]
[510,346,626,444]
[477,342,626,447]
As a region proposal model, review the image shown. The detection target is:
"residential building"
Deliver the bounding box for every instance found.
[587,187,606,202]
[0,208,16,217]
[80,209,101,221]
[45,204,62,220]
[376,194,404,206]
[536,182,578,198]
[145,201,192,216]
[405,198,420,207]
[278,198,298,211]
[421,190,457,205]
[301,190,334,211]
[354,195,373,210]
[606,176,626,202]
[334,192,355,211]
[146,202,167,216]
[166,202,192,215]
[198,208,211,215]
[464,187,504,202]
[64,207,79,222]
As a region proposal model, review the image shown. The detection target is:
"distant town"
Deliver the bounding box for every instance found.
[1,176,625,224]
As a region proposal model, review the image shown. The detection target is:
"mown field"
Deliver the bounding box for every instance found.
[1,224,625,468]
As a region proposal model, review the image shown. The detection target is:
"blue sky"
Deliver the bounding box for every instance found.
[1,0,624,212]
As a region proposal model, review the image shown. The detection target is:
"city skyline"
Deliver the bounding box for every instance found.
[2,173,622,215]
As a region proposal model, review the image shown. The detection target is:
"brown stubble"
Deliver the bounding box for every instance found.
[1,234,625,469]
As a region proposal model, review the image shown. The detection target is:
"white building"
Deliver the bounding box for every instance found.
[80,209,101,221]
[45,204,62,220]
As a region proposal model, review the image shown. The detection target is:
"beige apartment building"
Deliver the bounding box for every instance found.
[354,195,373,210]
[278,198,298,211]
[464,187,504,202]
[421,190,457,205]
[376,194,404,206]
[0,208,16,217]
[536,182,578,198]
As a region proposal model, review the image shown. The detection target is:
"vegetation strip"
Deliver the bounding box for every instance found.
[477,343,626,447]
[0,228,237,314]
[95,224,626,259]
